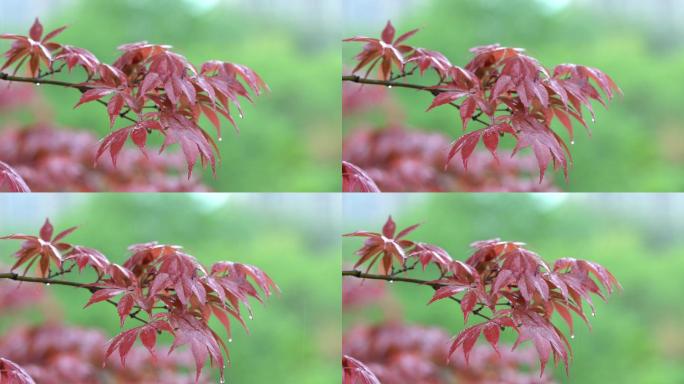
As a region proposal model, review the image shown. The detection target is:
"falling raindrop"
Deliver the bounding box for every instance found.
[571,334,575,339]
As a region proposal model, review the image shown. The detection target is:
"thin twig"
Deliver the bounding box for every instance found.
[0,271,148,325]
[342,74,491,127]
[0,71,138,124]
[0,72,90,91]
[342,269,492,321]
[36,63,67,80]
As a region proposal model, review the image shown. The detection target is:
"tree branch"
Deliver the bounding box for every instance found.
[0,72,138,124]
[0,271,148,325]
[342,269,492,321]
[0,72,90,91]
[342,74,491,127]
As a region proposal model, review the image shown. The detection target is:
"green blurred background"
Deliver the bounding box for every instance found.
[343,194,684,383]
[0,0,341,191]
[0,193,340,383]
[343,0,684,191]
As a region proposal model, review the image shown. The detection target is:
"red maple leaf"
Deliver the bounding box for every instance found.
[0,18,65,77]
[0,218,76,277]
[344,21,418,80]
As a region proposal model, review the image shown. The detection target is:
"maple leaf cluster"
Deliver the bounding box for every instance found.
[1,18,267,177]
[0,219,278,383]
[342,354,381,384]
[343,125,557,192]
[0,324,212,384]
[0,80,205,192]
[0,357,35,384]
[0,124,208,192]
[343,323,556,384]
[344,21,621,181]
[344,216,621,375]
[0,160,30,192]
[342,160,381,192]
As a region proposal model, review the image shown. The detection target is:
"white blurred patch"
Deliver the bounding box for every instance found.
[190,193,231,211]
[181,0,221,13]
[534,0,572,13]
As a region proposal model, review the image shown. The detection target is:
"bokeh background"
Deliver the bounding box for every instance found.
[343,0,684,191]
[0,0,340,191]
[343,193,684,383]
[0,193,340,383]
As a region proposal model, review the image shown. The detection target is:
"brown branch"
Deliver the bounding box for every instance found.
[342,269,492,321]
[342,74,491,127]
[0,271,148,325]
[0,72,90,91]
[0,71,138,124]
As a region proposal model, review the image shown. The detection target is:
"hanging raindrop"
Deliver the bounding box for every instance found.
[36,83,41,87]
[389,280,394,284]
[388,85,393,89]
[228,338,233,343]
[239,112,244,119]
[591,311,596,317]
[571,140,575,145]
[218,137,223,142]
[46,283,51,286]
[571,334,575,339]
[248,315,253,320]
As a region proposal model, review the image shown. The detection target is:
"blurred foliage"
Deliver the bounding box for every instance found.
[0,194,341,383]
[343,194,684,383]
[1,0,340,191]
[343,0,684,191]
